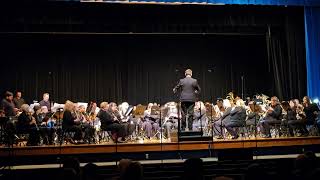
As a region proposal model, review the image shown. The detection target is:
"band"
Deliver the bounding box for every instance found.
[0,69,319,146]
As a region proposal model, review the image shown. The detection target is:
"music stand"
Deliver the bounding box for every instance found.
[133,105,146,118]
[133,105,146,140]
[153,106,168,140]
[205,103,214,136]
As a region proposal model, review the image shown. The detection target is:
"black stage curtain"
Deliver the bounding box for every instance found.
[266,16,307,100]
[0,3,306,105]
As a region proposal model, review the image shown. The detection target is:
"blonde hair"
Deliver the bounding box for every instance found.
[100,102,108,109]
[64,100,74,111]
[185,69,192,76]
[236,99,245,107]
[21,104,30,113]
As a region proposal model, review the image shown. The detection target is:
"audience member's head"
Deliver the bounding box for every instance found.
[82,163,99,180]
[295,151,318,172]
[183,158,203,180]
[245,163,268,180]
[119,159,132,180]
[304,151,318,167]
[62,157,80,176]
[122,161,143,180]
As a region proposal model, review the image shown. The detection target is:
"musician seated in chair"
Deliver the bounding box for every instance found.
[246,101,261,126]
[97,102,126,143]
[16,104,40,146]
[76,105,95,143]
[34,105,55,145]
[281,101,308,137]
[62,100,83,144]
[259,96,282,138]
[303,96,320,132]
[192,101,208,131]
[213,99,246,139]
[118,102,136,138]
[163,102,179,139]
[141,103,160,139]
[213,98,226,121]
[85,101,101,130]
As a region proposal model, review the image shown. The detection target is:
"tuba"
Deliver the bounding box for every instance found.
[261,94,270,105]
[226,92,235,101]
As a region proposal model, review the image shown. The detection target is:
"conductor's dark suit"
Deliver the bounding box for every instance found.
[173,76,201,131]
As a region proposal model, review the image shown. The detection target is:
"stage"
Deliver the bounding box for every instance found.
[1,136,320,157]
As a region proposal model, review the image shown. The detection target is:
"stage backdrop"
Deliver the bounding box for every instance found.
[0,3,306,105]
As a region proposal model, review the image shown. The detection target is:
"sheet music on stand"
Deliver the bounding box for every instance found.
[29,103,40,111]
[125,106,134,117]
[51,103,65,113]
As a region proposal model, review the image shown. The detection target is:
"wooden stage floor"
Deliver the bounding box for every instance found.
[1,136,320,157]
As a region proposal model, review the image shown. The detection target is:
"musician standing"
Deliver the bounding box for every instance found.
[39,93,51,112]
[173,69,201,131]
[1,91,18,117]
[13,91,26,109]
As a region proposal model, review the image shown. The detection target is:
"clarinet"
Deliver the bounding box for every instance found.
[28,111,39,131]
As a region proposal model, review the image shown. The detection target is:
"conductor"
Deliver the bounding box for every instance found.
[173,69,201,131]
